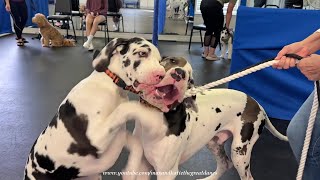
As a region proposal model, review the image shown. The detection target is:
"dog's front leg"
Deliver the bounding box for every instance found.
[227,40,233,60]
[42,37,50,47]
[220,42,227,59]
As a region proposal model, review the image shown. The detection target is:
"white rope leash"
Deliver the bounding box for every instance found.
[184,60,277,98]
[183,58,318,180]
[297,82,318,180]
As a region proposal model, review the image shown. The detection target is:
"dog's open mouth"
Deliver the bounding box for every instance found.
[155,84,179,100]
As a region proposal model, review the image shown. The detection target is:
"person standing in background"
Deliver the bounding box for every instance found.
[200,0,237,61]
[5,0,28,46]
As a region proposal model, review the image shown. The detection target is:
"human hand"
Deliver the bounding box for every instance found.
[273,42,311,69]
[5,4,10,12]
[297,54,320,81]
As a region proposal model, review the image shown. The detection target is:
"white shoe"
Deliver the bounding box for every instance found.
[83,41,90,49]
[88,42,94,51]
[113,25,119,31]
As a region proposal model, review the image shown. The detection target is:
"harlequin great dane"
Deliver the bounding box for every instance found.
[105,57,288,180]
[23,37,166,180]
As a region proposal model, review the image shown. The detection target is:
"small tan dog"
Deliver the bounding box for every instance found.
[32,13,75,47]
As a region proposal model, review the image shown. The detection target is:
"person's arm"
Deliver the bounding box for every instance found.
[5,0,10,12]
[225,2,236,29]
[300,29,320,54]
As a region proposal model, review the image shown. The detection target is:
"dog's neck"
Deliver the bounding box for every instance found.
[104,69,139,94]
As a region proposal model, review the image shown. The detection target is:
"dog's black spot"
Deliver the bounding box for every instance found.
[187,136,189,140]
[92,50,101,60]
[32,165,80,180]
[175,68,186,79]
[48,114,58,128]
[141,44,149,48]
[41,127,47,135]
[171,73,181,82]
[35,153,55,171]
[215,108,222,113]
[241,96,260,123]
[132,48,137,53]
[97,111,100,114]
[165,103,187,136]
[129,77,132,81]
[133,60,141,71]
[237,112,242,116]
[203,124,205,127]
[59,100,99,158]
[45,146,47,150]
[240,123,254,143]
[187,113,190,121]
[234,144,247,155]
[258,119,266,135]
[215,123,221,131]
[24,169,31,180]
[245,164,249,170]
[195,117,198,121]
[123,58,131,67]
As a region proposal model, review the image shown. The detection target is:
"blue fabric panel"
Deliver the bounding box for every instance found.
[229,6,320,120]
[152,0,159,46]
[0,0,12,34]
[240,0,246,6]
[26,0,49,27]
[158,0,166,34]
[188,0,194,16]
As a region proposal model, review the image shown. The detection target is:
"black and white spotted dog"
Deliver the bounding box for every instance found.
[104,57,288,180]
[23,37,166,180]
[167,0,188,19]
[220,27,234,60]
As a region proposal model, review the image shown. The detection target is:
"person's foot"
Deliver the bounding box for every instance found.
[17,39,24,46]
[206,54,219,61]
[201,52,208,58]
[83,41,90,49]
[88,42,94,51]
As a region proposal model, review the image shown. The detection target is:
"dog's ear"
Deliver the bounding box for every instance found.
[92,38,129,72]
[92,49,101,60]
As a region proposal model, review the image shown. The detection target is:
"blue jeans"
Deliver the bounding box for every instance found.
[287,91,320,180]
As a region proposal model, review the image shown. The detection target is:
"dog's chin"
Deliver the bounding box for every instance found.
[141,83,186,112]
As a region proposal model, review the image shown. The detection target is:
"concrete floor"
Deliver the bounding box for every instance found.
[0,34,297,180]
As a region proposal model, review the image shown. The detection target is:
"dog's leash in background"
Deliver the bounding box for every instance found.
[184,54,319,180]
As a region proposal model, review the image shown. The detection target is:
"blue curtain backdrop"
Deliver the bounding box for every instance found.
[228,6,320,120]
[25,0,49,27]
[0,0,12,34]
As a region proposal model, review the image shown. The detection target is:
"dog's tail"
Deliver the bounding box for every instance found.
[63,39,76,47]
[265,117,288,141]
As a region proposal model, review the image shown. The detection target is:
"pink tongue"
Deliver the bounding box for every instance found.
[157,85,173,94]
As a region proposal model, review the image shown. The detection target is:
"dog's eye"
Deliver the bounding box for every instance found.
[170,59,176,63]
[138,51,148,57]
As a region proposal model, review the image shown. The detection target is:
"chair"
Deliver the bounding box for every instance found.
[47,0,77,41]
[185,16,194,35]
[107,12,125,32]
[81,17,110,46]
[188,24,206,50]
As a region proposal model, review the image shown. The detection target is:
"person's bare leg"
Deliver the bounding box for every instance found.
[90,15,106,37]
[85,14,94,37]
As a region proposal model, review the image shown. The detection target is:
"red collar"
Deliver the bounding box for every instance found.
[105,69,139,94]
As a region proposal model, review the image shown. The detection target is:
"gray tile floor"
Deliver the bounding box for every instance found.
[0,35,297,180]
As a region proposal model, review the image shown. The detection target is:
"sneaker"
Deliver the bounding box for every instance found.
[113,24,119,31]
[206,54,219,61]
[88,42,94,51]
[83,41,90,49]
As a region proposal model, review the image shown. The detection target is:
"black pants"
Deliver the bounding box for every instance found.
[200,0,224,48]
[254,0,267,7]
[9,1,28,39]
